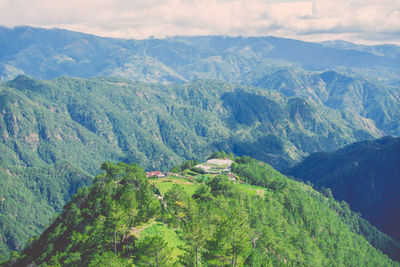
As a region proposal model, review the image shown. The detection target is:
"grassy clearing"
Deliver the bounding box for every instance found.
[140,221,185,263]
[150,178,198,196]
[130,218,157,238]
[236,183,266,197]
[150,176,265,198]
[185,170,199,176]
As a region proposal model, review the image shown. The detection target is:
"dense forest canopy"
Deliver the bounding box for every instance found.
[1,26,400,265]
[3,156,399,266]
[287,136,400,244]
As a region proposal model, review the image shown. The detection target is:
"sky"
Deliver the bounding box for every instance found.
[0,0,400,44]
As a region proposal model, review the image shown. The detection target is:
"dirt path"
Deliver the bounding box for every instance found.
[130,219,157,237]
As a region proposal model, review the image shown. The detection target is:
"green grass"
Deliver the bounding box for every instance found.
[150,178,198,196]
[185,170,199,176]
[236,182,266,197]
[140,222,185,264]
[152,174,267,198]
[152,175,265,198]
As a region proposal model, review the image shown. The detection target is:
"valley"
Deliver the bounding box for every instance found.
[287,136,400,244]
[0,25,399,265]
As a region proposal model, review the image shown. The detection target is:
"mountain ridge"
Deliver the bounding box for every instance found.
[287,136,400,244]
[0,25,399,263]
[0,75,384,257]
[3,156,399,266]
[1,25,400,84]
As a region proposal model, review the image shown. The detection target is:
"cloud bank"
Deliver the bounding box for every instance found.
[0,0,399,44]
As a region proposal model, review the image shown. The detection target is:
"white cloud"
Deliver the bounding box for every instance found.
[0,0,399,44]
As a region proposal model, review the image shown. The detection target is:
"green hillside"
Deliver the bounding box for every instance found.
[287,136,400,246]
[0,163,91,257]
[1,26,399,266]
[3,156,398,266]
[1,75,381,172]
[256,69,400,136]
[2,26,399,137]
[0,75,385,257]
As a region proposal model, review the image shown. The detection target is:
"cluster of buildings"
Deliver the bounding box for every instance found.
[194,158,234,174]
[146,171,179,178]
[146,158,243,183]
[146,171,166,178]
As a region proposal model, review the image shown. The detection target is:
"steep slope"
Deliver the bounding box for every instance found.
[2,26,399,138]
[1,75,382,172]
[0,75,384,258]
[0,84,124,173]
[4,158,398,266]
[257,69,400,135]
[0,163,91,256]
[287,136,400,243]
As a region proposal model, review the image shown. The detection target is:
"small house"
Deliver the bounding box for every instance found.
[147,171,165,178]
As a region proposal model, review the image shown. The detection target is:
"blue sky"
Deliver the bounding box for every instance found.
[0,0,399,44]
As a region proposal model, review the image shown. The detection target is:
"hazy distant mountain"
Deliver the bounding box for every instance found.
[321,40,400,59]
[287,136,400,243]
[1,26,399,139]
[1,26,400,84]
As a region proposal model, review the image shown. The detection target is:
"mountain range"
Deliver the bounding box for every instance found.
[256,69,400,136]
[1,26,400,84]
[1,25,400,138]
[0,73,383,258]
[0,25,400,263]
[287,136,400,244]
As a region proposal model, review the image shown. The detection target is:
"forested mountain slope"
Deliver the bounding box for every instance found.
[3,156,399,266]
[287,136,400,243]
[1,26,399,138]
[256,69,400,135]
[0,163,91,257]
[0,75,383,257]
[1,26,400,262]
[1,75,380,172]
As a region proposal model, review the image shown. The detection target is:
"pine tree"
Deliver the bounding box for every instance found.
[135,235,172,267]
[179,200,207,267]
